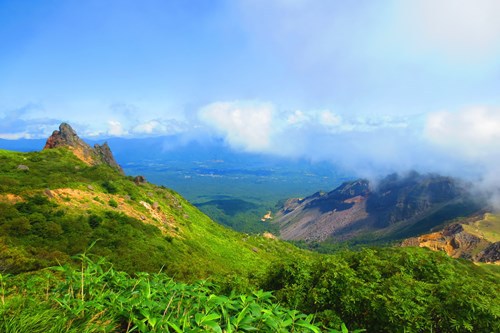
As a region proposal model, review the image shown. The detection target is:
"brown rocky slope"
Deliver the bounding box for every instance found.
[401,214,500,264]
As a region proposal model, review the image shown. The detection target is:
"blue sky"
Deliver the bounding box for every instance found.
[1,0,500,185]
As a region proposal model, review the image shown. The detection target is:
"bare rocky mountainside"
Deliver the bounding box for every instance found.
[274,172,484,244]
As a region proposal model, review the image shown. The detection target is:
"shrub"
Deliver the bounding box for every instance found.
[108,199,118,208]
[262,248,500,332]
[102,180,118,194]
[88,214,103,228]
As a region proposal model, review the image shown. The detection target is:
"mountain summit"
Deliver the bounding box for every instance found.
[44,123,123,173]
[274,172,482,243]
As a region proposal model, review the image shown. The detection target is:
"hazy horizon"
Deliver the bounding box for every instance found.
[1,1,500,197]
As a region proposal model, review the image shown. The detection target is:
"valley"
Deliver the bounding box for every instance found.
[0,136,351,234]
[0,124,498,332]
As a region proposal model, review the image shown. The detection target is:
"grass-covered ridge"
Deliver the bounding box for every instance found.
[0,148,306,280]
[462,212,500,243]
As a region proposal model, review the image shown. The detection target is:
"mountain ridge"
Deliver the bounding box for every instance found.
[274,172,483,244]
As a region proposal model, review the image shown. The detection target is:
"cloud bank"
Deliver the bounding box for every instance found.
[2,100,500,207]
[195,100,500,208]
[196,101,500,189]
[4,101,497,185]
[425,107,500,159]
[198,101,274,152]
[424,107,500,208]
[399,0,500,60]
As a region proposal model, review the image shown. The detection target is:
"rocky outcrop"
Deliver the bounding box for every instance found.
[402,223,480,260]
[17,164,29,171]
[44,123,124,174]
[93,142,122,171]
[45,123,85,149]
[401,219,499,264]
[476,242,500,263]
[133,175,147,185]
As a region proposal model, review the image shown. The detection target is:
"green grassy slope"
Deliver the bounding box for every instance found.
[0,148,306,281]
[462,213,500,243]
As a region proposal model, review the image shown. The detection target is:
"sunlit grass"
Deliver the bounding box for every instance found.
[0,254,354,333]
[462,213,500,242]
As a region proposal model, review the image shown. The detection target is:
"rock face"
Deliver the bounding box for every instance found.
[93,142,122,171]
[275,180,371,241]
[274,172,480,242]
[44,123,84,149]
[133,175,147,185]
[44,123,124,174]
[401,219,499,264]
[476,242,500,263]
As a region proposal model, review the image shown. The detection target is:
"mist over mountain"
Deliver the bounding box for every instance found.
[274,172,484,244]
[4,105,500,213]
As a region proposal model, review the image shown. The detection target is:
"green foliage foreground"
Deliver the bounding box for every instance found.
[263,247,500,333]
[0,254,359,333]
[2,248,498,333]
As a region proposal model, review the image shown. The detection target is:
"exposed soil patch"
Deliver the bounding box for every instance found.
[0,194,23,203]
[51,188,179,236]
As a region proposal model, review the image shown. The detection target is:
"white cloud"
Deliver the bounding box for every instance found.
[0,106,61,139]
[133,120,162,134]
[286,110,309,126]
[195,101,433,179]
[398,0,500,59]
[424,106,500,209]
[198,101,275,152]
[320,110,342,127]
[0,132,32,140]
[197,100,417,158]
[0,102,193,139]
[194,101,500,207]
[107,120,128,136]
[282,109,343,130]
[425,107,500,159]
[132,119,187,136]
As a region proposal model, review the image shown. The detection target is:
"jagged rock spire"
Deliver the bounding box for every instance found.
[93,142,122,171]
[44,123,81,149]
[44,123,124,174]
